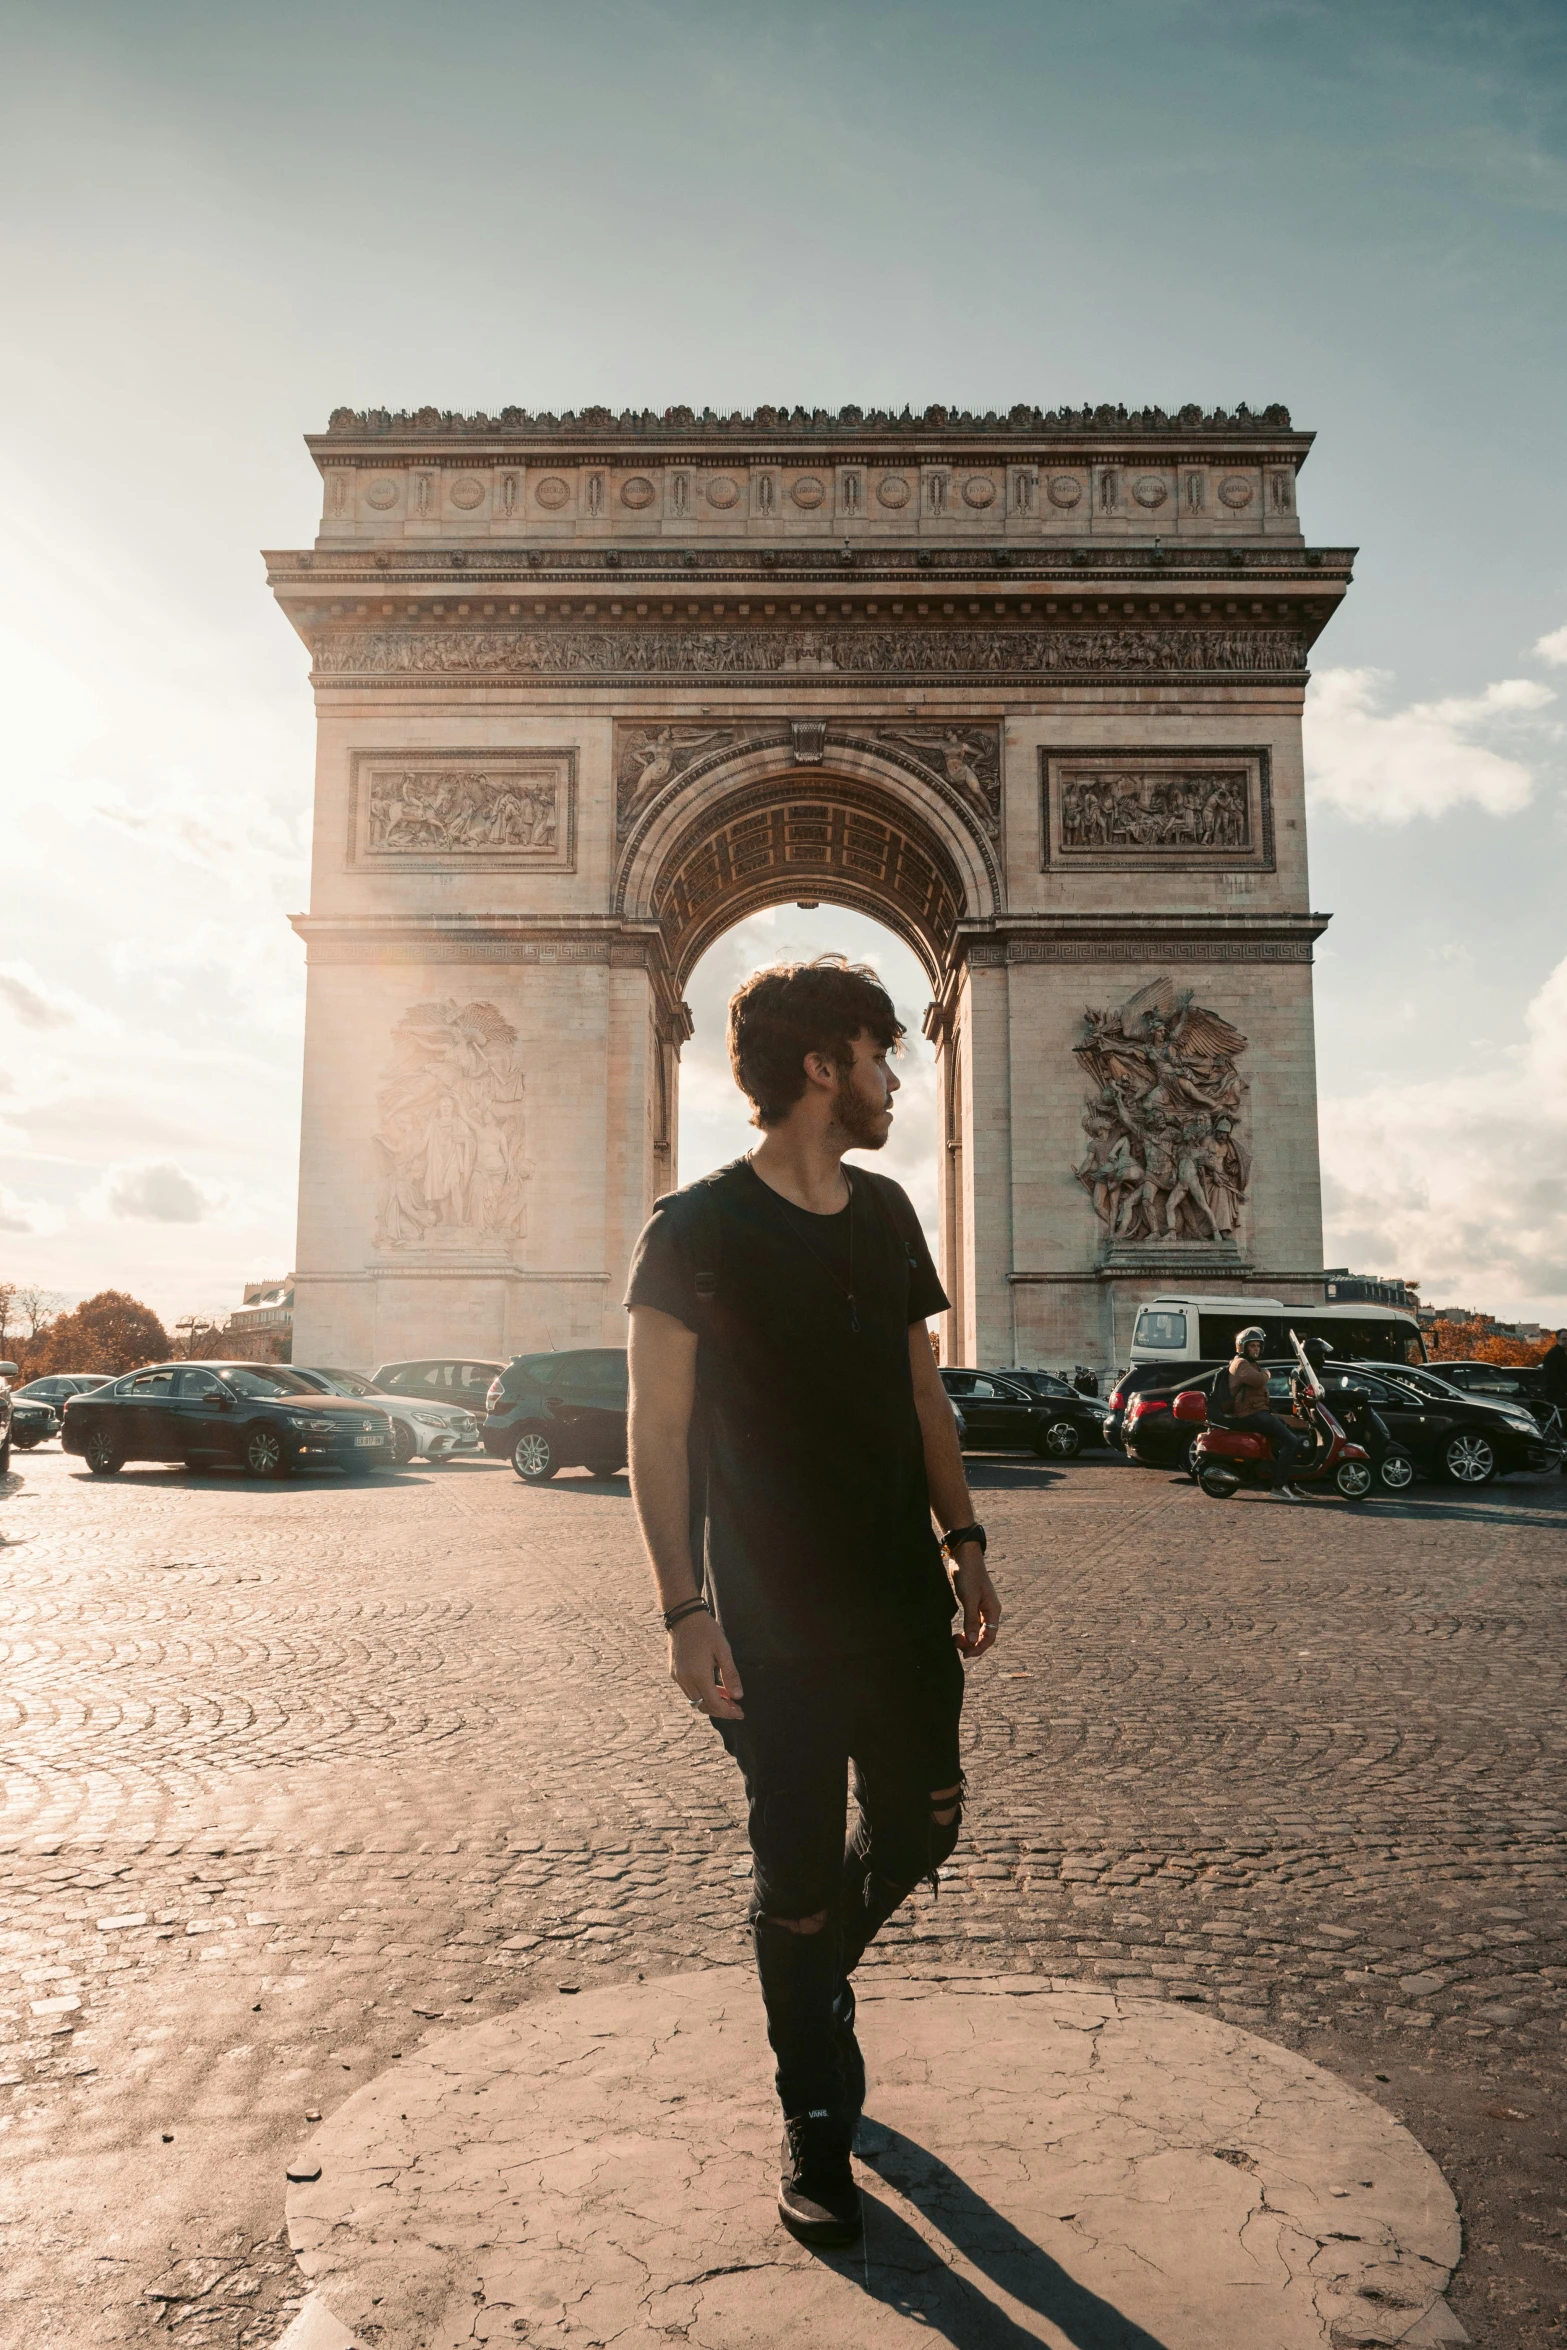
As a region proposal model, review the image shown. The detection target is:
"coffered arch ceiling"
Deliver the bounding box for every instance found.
[616,737,1000,991]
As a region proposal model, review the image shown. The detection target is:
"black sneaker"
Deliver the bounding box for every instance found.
[833,1980,866,2122]
[778,2111,862,2247]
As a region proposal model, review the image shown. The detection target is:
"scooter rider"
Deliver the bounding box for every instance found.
[1226,1326,1307,1500]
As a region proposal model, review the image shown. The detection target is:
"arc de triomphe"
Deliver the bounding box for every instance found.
[268,402,1346,1373]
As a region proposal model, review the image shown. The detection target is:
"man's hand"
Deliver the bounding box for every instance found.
[950,1542,1000,1657]
[670,1609,745,1720]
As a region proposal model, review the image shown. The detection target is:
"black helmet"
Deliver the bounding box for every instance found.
[1301,1337,1335,1372]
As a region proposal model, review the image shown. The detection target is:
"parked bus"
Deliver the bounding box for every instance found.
[1127,1293,1425,1372]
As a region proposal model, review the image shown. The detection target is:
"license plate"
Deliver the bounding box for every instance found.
[354,1435,383,1448]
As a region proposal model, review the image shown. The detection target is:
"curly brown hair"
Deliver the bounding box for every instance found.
[727,956,905,1129]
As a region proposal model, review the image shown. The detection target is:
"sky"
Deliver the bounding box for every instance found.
[2,0,1565,1326]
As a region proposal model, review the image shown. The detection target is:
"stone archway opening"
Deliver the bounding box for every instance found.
[676,898,944,1285]
[649,767,967,996]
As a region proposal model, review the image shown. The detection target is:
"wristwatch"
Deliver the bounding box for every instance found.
[942,1522,987,1557]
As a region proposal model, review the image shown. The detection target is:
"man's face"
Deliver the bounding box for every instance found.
[1242,1339,1262,1360]
[831,1030,899,1151]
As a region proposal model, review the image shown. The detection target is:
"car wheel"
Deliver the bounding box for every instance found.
[1377,1449,1416,1493]
[391,1421,418,1467]
[1442,1431,1496,1485]
[1333,1457,1373,1499]
[13,1432,41,1450]
[585,1458,623,1479]
[84,1428,122,1476]
[1036,1418,1081,1460]
[511,1426,558,1483]
[243,1425,289,1479]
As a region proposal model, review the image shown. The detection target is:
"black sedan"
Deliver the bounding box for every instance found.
[938,1367,1108,1459]
[8,1394,61,1450]
[62,1362,395,1478]
[1331,1362,1560,1486]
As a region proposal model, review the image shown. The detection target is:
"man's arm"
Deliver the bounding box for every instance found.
[627,1304,744,1720]
[908,1327,1001,1658]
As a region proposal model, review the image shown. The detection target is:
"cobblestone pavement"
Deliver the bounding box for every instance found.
[1,1444,1563,2349]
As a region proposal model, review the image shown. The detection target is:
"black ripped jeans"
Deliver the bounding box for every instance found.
[714,1632,965,2119]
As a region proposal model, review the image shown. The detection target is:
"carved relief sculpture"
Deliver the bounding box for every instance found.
[1073,979,1251,1247]
[615,725,745,835]
[367,768,559,854]
[317,624,1306,684]
[373,1000,531,1252]
[1060,769,1248,851]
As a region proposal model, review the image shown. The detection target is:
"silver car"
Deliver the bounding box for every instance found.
[291,1366,482,1466]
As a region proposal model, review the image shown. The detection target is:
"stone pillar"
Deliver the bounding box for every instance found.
[953,952,1014,1369]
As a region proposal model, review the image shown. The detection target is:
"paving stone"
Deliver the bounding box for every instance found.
[0,1450,1561,2346]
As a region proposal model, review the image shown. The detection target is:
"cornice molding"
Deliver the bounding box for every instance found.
[315,400,1309,452]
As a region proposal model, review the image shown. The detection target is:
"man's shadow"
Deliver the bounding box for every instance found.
[816,2121,1172,2350]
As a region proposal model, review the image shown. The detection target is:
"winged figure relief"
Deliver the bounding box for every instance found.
[1073,979,1251,1245]
[615,726,734,830]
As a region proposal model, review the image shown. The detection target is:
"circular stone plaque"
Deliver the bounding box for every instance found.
[365,478,400,510]
[704,474,740,509]
[1132,474,1169,508]
[1219,474,1255,508]
[533,476,570,511]
[876,474,912,509]
[448,476,486,510]
[962,474,997,508]
[284,1970,1464,2350]
[791,475,826,509]
[619,476,656,510]
[1047,473,1083,508]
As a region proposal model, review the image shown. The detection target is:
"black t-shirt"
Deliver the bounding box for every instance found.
[624,1156,953,1667]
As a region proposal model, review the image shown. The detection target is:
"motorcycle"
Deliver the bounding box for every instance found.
[1189,1330,1405,1502]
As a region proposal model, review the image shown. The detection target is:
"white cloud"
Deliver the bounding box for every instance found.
[99,1161,221,1224]
[1535,624,1567,666]
[0,1184,37,1235]
[1320,950,1567,1315]
[0,963,77,1031]
[1305,666,1555,823]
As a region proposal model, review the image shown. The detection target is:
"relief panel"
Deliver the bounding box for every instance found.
[1039,746,1274,872]
[347,750,577,871]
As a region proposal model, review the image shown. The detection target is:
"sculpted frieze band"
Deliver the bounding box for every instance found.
[313,624,1307,683]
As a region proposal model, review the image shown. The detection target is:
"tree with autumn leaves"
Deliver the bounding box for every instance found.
[0,1286,170,1379]
[1424,1316,1553,1369]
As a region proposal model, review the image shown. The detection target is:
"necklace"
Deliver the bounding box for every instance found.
[750,1160,860,1332]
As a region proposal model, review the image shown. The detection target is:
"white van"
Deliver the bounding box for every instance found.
[1128,1293,1425,1370]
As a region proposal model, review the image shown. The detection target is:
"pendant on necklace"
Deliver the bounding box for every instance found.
[848,1297,861,1334]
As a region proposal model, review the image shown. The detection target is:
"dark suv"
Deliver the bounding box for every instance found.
[483,1349,628,1483]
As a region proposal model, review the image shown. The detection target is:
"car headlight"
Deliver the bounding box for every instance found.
[408,1406,454,1427]
[286,1414,334,1431]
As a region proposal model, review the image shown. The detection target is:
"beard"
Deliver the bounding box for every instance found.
[833,1076,891,1152]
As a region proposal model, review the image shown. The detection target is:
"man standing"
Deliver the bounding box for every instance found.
[625,957,1000,2250]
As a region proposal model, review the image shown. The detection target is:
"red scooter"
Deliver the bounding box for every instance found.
[1190,1330,1374,1502]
